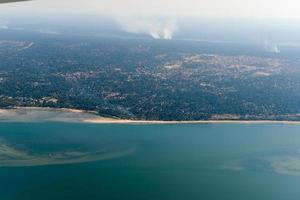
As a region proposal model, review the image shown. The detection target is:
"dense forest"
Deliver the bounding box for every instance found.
[1,31,300,120]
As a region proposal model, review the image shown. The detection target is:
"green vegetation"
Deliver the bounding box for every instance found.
[1,34,300,120]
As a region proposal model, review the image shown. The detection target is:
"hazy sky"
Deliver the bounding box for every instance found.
[1,0,300,18]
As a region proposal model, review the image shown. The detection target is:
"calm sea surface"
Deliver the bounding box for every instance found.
[1,122,300,200]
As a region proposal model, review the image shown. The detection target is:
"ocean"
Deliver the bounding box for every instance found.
[1,122,300,200]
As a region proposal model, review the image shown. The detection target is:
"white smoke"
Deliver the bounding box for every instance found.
[264,42,280,53]
[262,36,281,53]
[116,16,177,39]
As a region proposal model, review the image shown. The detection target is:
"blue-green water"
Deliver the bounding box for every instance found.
[1,122,300,200]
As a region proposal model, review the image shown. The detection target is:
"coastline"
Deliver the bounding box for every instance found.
[1,107,300,124]
[11,106,89,114]
[83,118,300,124]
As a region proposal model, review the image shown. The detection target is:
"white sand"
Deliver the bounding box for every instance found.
[2,107,300,124]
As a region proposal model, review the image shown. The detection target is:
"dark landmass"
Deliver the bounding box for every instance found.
[1,30,300,120]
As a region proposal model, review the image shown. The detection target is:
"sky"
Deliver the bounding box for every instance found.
[1,0,300,19]
[1,0,300,44]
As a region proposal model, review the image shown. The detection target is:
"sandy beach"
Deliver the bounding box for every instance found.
[83,118,300,124]
[1,107,300,124]
[12,106,86,113]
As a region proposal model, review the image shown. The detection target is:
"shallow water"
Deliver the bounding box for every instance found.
[1,122,300,200]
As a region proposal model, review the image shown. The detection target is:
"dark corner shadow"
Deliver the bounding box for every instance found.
[0,0,31,4]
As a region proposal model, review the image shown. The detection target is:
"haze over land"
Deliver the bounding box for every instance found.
[1,0,300,120]
[1,29,300,120]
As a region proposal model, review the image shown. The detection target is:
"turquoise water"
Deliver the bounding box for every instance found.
[1,122,300,200]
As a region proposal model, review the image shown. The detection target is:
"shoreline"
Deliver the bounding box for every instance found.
[1,107,300,124]
[11,106,89,114]
[83,118,300,124]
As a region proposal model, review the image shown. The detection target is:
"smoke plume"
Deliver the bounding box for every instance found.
[264,42,280,53]
[116,16,177,39]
